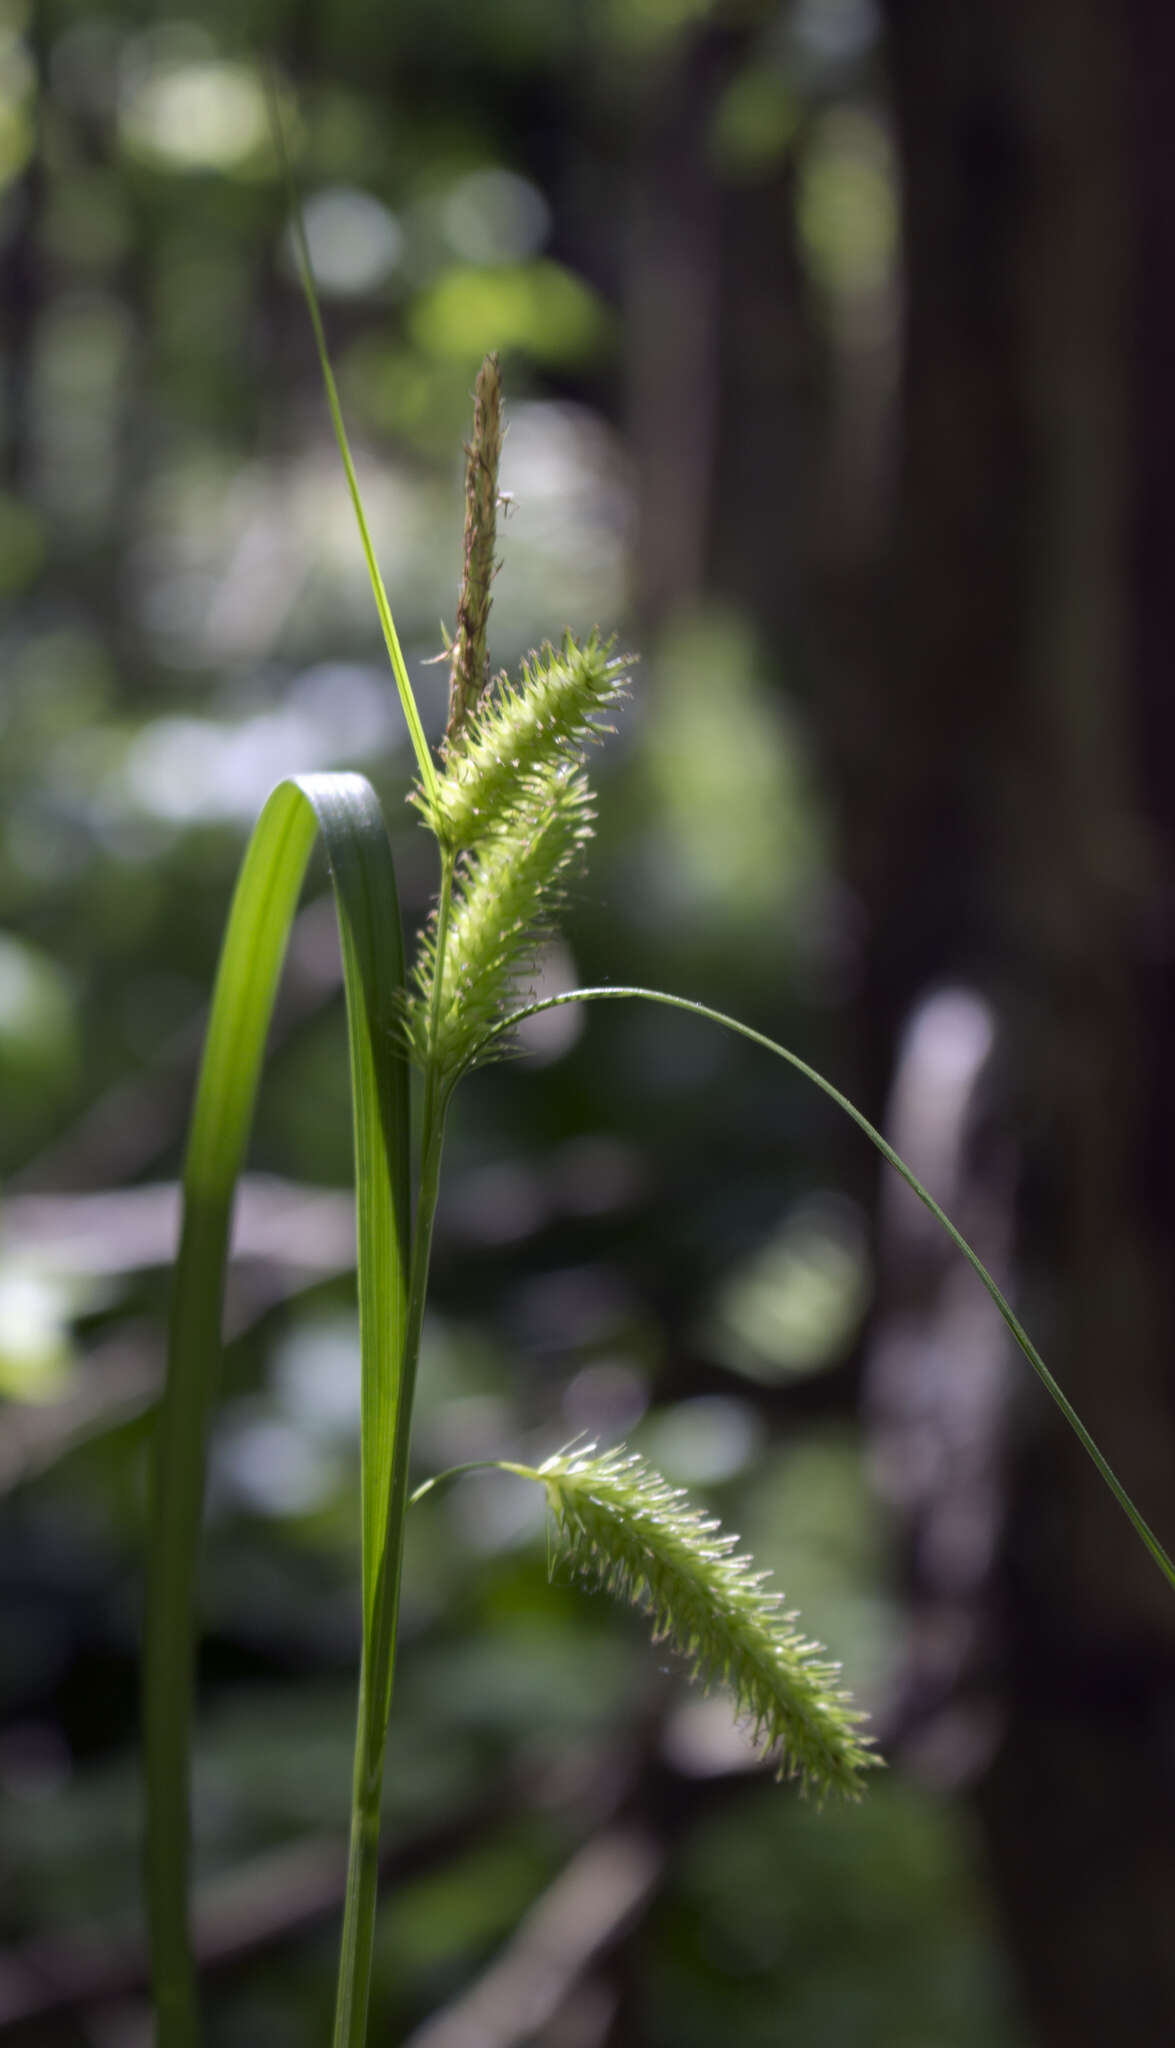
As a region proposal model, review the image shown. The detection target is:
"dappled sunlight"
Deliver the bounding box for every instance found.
[706,1194,871,1383]
[118,32,270,175]
[0,2,1082,2040]
[287,187,404,298]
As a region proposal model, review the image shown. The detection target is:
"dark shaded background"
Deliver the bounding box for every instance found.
[3,1,1174,2041]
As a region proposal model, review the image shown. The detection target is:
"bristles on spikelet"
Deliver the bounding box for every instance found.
[418,633,631,853]
[539,1443,878,1799]
[407,765,593,1082]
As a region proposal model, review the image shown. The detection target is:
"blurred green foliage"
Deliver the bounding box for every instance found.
[0,1,1026,2041]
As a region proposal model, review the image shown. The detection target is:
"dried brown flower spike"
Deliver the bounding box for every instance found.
[446,351,504,750]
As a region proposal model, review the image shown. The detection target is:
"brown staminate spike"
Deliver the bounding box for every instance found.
[446,352,503,750]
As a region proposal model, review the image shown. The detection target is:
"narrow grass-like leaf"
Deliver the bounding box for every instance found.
[144,774,410,2047]
[540,1443,875,1796]
[490,985,1175,1600]
[266,86,437,807]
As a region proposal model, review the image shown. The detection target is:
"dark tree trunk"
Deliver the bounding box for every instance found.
[621,1,1175,2038]
[875,3,1175,2040]
[614,3,1175,2035]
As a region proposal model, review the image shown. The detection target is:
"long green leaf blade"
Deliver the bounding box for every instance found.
[144,773,409,2046]
[266,87,438,806]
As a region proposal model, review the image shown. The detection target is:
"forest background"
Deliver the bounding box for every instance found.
[3,1,1175,2042]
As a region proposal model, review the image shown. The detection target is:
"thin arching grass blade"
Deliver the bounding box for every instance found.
[266,85,438,808]
[144,774,410,2046]
[492,985,1175,1599]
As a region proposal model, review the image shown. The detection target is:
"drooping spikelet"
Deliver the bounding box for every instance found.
[539,1443,878,1799]
[407,765,594,1082]
[418,634,631,853]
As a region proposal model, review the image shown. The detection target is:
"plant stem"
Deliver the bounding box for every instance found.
[332,857,456,2047]
[332,1106,447,2046]
[408,1459,538,1506]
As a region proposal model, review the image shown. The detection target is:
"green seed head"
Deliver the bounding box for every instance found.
[420,633,631,853]
[407,764,594,1082]
[539,1442,878,1799]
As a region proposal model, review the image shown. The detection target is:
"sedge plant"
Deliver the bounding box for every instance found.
[143,187,1175,2048]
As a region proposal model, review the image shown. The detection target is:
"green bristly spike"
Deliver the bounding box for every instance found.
[538,1443,877,1798]
[419,633,632,852]
[405,1447,876,1798]
[407,764,593,1082]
